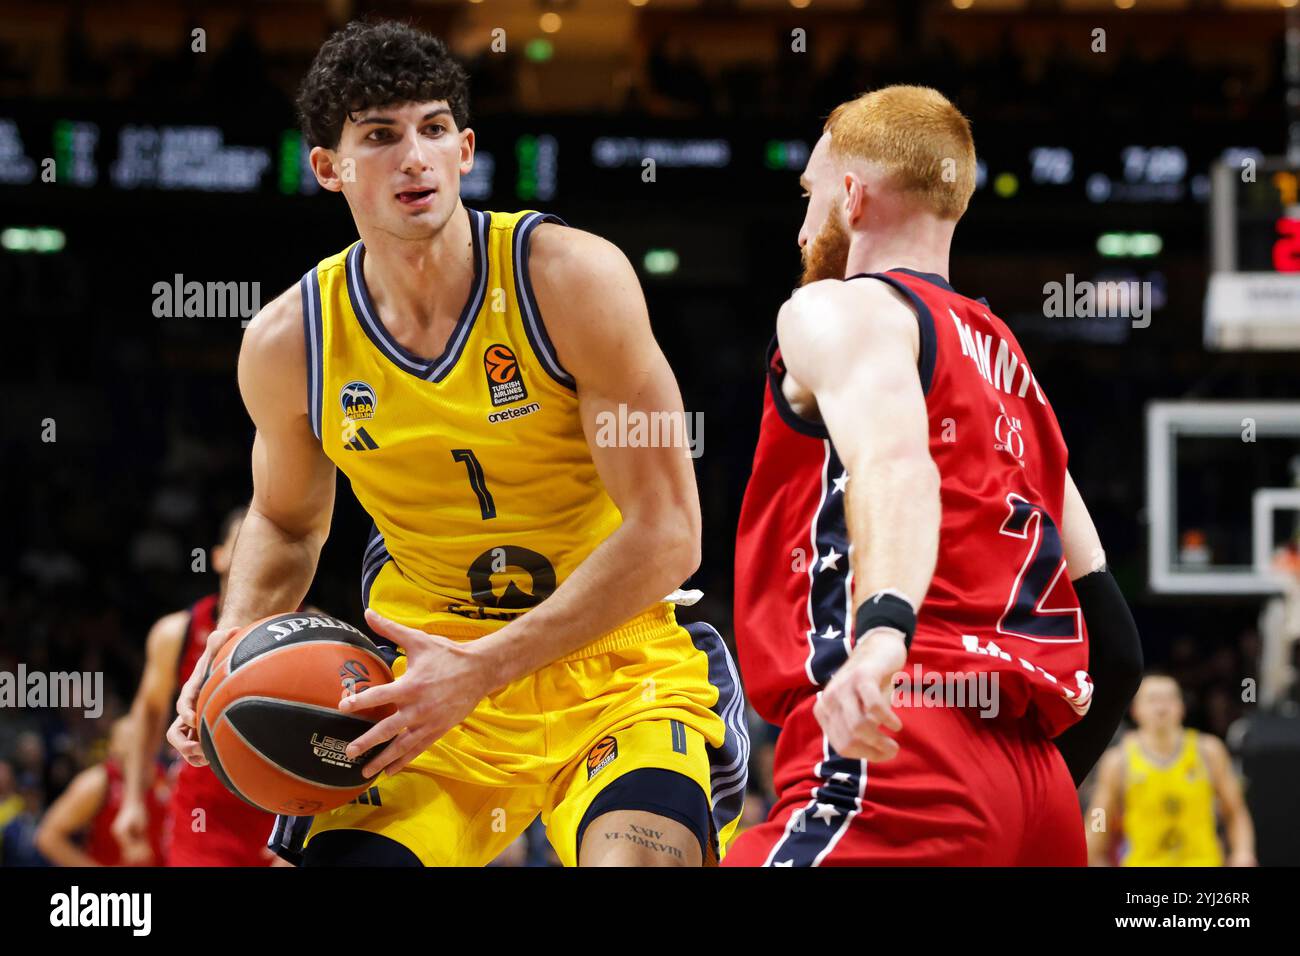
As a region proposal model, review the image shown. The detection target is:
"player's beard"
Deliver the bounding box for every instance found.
[800,209,851,286]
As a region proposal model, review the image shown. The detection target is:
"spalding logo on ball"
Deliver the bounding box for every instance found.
[195,612,397,815]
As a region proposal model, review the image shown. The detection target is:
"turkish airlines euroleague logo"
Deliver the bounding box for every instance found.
[484,344,528,407]
[587,735,619,779]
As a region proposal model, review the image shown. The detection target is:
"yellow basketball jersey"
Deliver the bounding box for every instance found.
[1121,730,1223,866]
[301,207,623,637]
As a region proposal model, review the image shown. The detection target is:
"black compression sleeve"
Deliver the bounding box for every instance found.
[1052,567,1143,787]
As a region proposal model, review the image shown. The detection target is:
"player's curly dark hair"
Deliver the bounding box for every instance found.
[296,19,470,150]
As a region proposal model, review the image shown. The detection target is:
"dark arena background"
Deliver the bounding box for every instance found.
[0,0,1297,910]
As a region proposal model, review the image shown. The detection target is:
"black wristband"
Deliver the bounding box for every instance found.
[854,591,916,651]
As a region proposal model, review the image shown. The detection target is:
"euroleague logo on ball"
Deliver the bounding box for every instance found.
[339,659,373,698]
[484,344,528,407]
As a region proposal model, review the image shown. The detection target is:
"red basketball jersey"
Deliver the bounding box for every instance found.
[86,758,169,866]
[167,593,275,865]
[733,269,1092,738]
[175,593,219,692]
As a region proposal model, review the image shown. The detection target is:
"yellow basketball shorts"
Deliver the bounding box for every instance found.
[269,608,749,866]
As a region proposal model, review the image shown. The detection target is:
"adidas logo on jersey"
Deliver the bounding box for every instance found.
[341,420,379,451]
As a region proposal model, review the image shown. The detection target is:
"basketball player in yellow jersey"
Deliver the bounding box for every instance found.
[1086,674,1255,866]
[166,20,747,866]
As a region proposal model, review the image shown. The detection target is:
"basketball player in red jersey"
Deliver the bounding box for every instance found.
[113,507,279,866]
[725,86,1141,866]
[35,717,169,866]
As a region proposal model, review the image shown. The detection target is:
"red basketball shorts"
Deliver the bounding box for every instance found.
[724,692,1085,866]
[165,772,276,867]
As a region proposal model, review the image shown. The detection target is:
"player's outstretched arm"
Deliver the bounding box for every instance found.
[778,278,940,761]
[1201,734,1257,866]
[483,224,704,668]
[113,610,186,852]
[167,285,337,767]
[1053,471,1143,786]
[223,286,338,629]
[1084,745,1124,865]
[34,765,110,867]
[341,225,704,779]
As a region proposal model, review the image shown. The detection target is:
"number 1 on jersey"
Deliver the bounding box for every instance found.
[451,449,497,520]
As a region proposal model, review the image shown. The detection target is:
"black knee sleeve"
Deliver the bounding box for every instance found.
[576,768,712,861]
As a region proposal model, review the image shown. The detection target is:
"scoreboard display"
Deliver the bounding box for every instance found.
[0,110,1265,209]
[1206,158,1300,350]
[1228,162,1300,272]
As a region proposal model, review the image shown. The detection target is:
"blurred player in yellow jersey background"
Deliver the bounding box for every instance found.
[1087,674,1256,867]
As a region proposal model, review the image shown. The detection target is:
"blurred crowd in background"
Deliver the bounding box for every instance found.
[0,3,1287,124]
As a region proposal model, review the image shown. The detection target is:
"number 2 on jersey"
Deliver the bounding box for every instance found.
[996,493,1081,642]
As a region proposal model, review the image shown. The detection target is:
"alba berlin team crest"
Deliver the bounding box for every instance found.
[340,381,377,421]
[484,344,527,407]
[339,381,379,451]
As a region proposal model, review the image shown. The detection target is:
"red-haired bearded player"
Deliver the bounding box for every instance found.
[724,86,1142,867]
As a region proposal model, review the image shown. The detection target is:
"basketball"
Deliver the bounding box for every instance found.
[195,613,397,816]
[484,344,518,383]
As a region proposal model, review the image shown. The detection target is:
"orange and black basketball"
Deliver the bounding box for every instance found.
[484,344,519,384]
[195,612,397,816]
